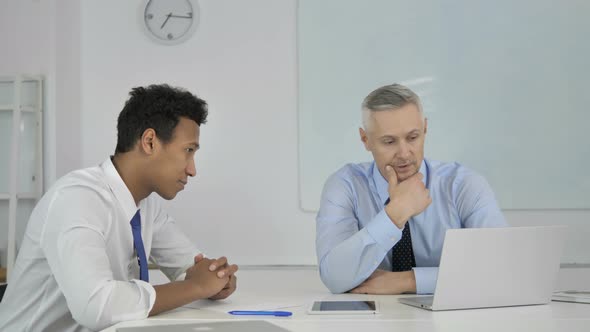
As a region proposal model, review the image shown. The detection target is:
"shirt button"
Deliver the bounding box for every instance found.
[391,237,396,241]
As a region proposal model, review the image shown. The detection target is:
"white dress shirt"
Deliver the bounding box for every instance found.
[0,158,200,332]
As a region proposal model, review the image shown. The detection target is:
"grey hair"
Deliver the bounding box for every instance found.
[361,83,423,130]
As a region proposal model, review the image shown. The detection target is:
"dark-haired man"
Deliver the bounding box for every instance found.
[0,84,238,331]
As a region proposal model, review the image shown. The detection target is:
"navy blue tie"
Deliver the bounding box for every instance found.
[130,210,149,282]
[385,198,416,272]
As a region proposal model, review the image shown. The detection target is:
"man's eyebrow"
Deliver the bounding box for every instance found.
[378,129,421,140]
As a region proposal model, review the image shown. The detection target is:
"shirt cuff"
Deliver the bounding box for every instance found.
[124,279,156,320]
[413,267,438,294]
[365,209,403,250]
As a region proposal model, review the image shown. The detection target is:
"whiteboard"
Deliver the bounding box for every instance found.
[298,0,590,211]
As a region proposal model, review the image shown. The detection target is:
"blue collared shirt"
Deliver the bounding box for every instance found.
[316,159,507,294]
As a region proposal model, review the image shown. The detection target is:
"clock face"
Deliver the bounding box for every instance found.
[143,0,199,45]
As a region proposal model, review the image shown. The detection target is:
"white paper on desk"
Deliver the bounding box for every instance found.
[552,290,590,304]
[183,298,304,312]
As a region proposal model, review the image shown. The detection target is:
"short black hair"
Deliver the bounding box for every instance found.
[115,84,208,153]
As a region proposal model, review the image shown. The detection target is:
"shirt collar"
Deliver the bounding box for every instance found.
[372,159,428,205]
[101,157,138,223]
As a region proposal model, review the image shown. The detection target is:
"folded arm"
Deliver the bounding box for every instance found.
[316,175,405,293]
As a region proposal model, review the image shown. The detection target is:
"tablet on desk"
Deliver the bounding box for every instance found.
[307,300,379,315]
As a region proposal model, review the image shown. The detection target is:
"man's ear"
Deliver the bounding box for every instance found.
[424,117,428,135]
[359,127,370,151]
[140,128,157,155]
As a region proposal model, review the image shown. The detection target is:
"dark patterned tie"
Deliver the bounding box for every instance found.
[130,209,149,282]
[385,198,416,272]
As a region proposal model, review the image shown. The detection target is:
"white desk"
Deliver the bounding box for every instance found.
[102,267,590,332]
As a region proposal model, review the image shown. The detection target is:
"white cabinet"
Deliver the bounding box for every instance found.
[0,75,43,281]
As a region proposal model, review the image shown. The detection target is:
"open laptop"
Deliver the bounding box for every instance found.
[116,320,291,332]
[399,225,566,311]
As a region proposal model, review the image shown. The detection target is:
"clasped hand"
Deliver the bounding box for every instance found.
[185,253,238,300]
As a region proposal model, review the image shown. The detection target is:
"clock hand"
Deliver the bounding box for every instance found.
[169,14,193,19]
[160,12,172,29]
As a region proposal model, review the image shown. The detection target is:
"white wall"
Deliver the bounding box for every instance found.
[2,0,588,267]
[0,0,82,267]
[79,0,316,265]
[0,0,56,266]
[0,0,54,75]
[54,0,82,179]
